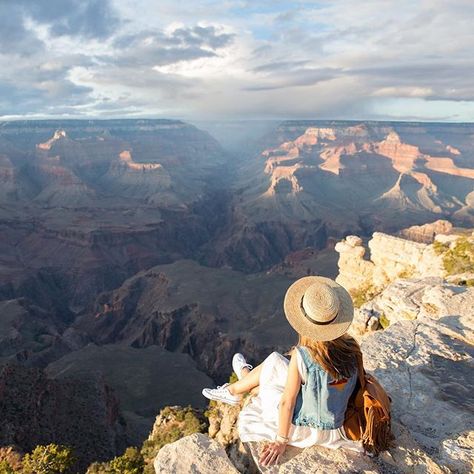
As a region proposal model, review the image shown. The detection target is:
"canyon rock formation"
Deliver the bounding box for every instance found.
[398,219,453,243]
[231,122,474,239]
[335,231,447,293]
[0,364,128,472]
[72,259,297,382]
[46,344,214,443]
[1,119,473,468]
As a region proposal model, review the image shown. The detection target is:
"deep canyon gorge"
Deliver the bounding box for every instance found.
[0,119,473,470]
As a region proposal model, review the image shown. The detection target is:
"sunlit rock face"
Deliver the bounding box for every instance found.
[235,121,474,236]
[335,231,446,292]
[398,219,453,243]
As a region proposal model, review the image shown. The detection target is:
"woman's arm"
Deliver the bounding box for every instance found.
[259,349,302,467]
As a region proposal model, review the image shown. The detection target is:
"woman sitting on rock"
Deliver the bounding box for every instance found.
[202,276,363,467]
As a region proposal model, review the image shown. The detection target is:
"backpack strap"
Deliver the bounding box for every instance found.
[355,349,366,390]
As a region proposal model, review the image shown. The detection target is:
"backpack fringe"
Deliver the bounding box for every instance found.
[361,404,394,455]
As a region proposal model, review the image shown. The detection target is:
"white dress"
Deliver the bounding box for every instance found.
[238,351,363,452]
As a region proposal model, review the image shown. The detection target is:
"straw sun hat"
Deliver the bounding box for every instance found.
[283,276,354,342]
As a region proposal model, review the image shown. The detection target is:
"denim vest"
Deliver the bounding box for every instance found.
[292,345,357,430]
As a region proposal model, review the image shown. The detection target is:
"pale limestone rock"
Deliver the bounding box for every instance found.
[153,433,239,474]
[445,272,474,284]
[350,308,378,336]
[245,421,447,473]
[153,275,473,473]
[439,431,474,473]
[245,441,378,474]
[434,234,459,245]
[370,232,434,284]
[336,232,445,294]
[359,280,474,473]
[243,277,473,473]
[345,235,363,247]
[335,236,375,291]
[367,315,380,331]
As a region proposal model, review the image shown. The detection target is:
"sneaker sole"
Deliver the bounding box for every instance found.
[202,389,240,406]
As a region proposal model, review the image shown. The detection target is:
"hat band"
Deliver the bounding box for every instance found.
[300,297,338,325]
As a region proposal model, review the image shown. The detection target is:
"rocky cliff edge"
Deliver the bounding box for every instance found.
[151,229,473,473]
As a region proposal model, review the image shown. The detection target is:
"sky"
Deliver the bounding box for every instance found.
[1,0,473,121]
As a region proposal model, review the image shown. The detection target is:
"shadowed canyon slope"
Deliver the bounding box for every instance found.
[0,119,473,466]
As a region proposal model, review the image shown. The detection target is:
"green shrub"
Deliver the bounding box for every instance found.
[0,460,16,474]
[379,313,390,329]
[21,444,75,474]
[433,236,474,275]
[109,447,144,474]
[141,406,207,474]
[350,283,381,308]
[432,240,449,255]
[0,447,22,474]
[442,237,474,275]
[86,447,144,474]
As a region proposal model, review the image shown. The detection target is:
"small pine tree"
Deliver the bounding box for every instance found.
[21,444,75,474]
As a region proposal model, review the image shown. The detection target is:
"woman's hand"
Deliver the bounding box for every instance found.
[259,441,287,466]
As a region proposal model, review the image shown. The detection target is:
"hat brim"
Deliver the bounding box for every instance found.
[283,276,354,342]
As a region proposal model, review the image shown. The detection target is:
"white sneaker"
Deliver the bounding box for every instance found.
[202,383,241,406]
[232,353,253,380]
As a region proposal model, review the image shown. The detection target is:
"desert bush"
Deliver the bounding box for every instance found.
[86,447,144,474]
[109,447,144,474]
[350,283,381,308]
[141,405,207,474]
[0,460,16,474]
[432,236,474,275]
[21,444,75,474]
[0,447,22,473]
[397,265,415,279]
[442,237,474,275]
[432,240,449,255]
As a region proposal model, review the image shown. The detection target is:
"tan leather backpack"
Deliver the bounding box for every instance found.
[344,351,394,455]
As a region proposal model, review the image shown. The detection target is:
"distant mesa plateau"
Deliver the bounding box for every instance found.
[0,119,473,470]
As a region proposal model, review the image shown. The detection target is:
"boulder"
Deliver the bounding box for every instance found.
[153,433,239,474]
[245,442,377,474]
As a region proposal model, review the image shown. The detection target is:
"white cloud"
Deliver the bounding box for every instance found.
[0,0,473,120]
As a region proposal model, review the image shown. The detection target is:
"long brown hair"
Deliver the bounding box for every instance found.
[294,333,360,380]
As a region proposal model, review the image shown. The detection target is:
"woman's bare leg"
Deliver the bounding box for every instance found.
[227,363,263,395]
